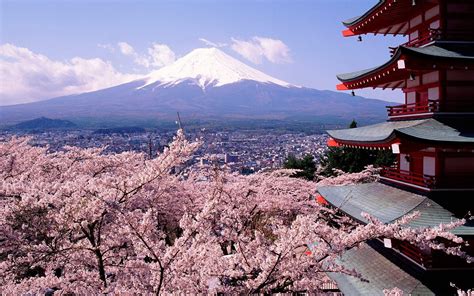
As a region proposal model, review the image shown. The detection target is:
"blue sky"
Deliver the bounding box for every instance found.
[0,0,404,105]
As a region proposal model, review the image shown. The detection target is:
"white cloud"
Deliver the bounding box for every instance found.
[230,38,263,64]
[97,43,115,52]
[198,38,227,48]
[230,37,292,64]
[116,41,175,69]
[147,43,176,68]
[117,41,135,56]
[0,43,141,106]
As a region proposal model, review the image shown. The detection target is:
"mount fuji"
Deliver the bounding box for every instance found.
[143,47,293,89]
[0,47,388,127]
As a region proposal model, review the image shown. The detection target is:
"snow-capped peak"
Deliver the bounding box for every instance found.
[141,47,293,89]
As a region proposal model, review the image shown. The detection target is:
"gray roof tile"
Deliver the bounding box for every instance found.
[318,183,474,235]
[327,118,474,144]
[342,0,385,26]
[327,243,435,295]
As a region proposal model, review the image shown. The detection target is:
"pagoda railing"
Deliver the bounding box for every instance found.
[403,29,439,48]
[389,29,439,55]
[386,100,439,117]
[381,167,436,189]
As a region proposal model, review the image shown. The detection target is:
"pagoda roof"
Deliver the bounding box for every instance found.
[406,42,474,60]
[327,243,435,295]
[336,42,474,90]
[342,0,437,37]
[327,118,474,145]
[318,183,474,235]
[342,0,387,27]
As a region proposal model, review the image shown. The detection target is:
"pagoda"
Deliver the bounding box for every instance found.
[319,1,474,294]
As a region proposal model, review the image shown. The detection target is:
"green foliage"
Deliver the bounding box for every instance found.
[283,154,316,180]
[320,147,395,177]
[349,119,357,129]
[373,149,397,167]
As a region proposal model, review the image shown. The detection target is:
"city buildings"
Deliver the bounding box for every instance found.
[319,0,474,294]
[0,129,328,174]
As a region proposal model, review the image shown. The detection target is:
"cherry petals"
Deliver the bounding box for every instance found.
[0,133,470,294]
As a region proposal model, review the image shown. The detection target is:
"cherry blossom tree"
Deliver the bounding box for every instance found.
[0,131,471,294]
[315,165,380,186]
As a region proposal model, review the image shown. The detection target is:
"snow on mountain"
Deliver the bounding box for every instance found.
[141,47,294,89]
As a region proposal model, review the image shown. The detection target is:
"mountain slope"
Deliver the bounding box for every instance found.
[0,47,389,127]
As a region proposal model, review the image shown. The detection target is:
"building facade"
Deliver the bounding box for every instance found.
[319,1,474,294]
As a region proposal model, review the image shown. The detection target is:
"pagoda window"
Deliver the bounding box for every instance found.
[400,153,410,172]
[406,92,416,105]
[410,15,423,29]
[427,87,439,101]
[425,5,440,22]
[409,30,419,42]
[406,76,420,88]
[423,156,436,177]
[429,20,440,30]
[422,71,439,84]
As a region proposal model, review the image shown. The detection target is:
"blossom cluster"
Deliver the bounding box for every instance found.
[0,132,470,294]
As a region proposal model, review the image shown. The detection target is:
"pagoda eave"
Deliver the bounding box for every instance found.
[342,0,438,37]
[327,243,436,295]
[336,42,474,90]
[327,118,474,148]
[317,183,474,235]
[327,137,395,150]
[342,29,355,37]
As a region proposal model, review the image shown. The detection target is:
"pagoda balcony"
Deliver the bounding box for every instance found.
[380,167,436,190]
[386,100,439,118]
[381,167,474,190]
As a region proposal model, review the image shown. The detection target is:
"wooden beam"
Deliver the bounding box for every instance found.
[401,22,409,34]
[383,26,394,36]
[393,22,406,35]
[391,80,405,90]
[382,82,392,90]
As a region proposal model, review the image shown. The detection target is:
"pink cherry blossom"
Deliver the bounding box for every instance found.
[0,131,471,294]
